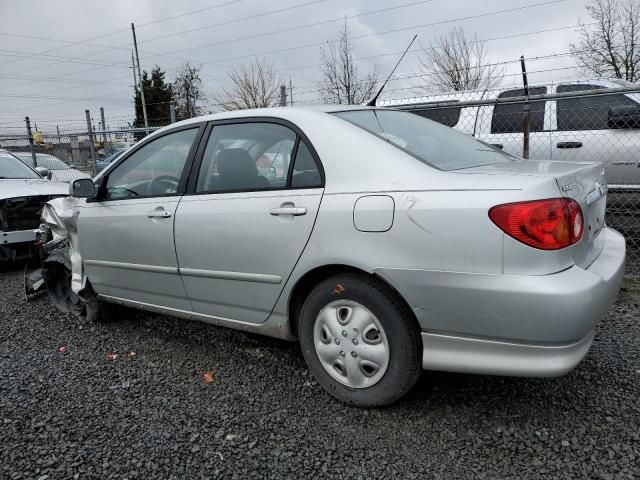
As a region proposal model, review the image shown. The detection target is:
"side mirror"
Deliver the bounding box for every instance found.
[70,178,97,198]
[34,166,49,178]
[608,105,640,129]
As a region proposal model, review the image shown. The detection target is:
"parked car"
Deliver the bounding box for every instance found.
[381,79,640,186]
[0,149,68,262]
[13,152,91,183]
[32,106,625,406]
[96,150,126,174]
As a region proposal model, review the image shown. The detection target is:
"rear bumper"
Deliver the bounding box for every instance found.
[420,331,594,377]
[376,227,626,376]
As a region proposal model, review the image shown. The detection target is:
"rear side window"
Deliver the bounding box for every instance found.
[556,84,639,131]
[194,122,323,193]
[408,104,462,128]
[334,109,514,171]
[291,142,322,188]
[491,87,547,134]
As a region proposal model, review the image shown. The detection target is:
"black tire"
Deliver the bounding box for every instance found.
[43,262,115,323]
[298,273,422,407]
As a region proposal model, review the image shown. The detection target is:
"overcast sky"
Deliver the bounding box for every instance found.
[0,0,592,132]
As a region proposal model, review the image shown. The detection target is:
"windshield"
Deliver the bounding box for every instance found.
[0,152,41,179]
[334,109,516,171]
[36,155,70,170]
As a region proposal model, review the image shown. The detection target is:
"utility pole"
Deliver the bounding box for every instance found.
[279,85,287,107]
[100,107,107,147]
[170,102,176,123]
[131,23,149,135]
[520,55,530,160]
[131,51,137,88]
[25,116,36,167]
[85,109,97,175]
[289,77,293,106]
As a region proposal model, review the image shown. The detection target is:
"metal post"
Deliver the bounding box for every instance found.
[289,77,293,106]
[520,55,530,160]
[85,109,97,175]
[170,101,176,123]
[100,107,107,147]
[25,116,36,167]
[131,23,149,135]
[279,85,287,107]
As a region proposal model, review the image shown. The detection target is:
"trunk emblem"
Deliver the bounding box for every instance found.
[560,184,575,192]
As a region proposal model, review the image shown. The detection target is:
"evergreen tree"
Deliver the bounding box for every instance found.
[134,66,173,129]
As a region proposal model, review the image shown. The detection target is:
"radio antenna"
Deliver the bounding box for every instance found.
[366,34,418,107]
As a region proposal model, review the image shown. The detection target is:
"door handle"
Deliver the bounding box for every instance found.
[147,209,172,218]
[556,141,583,149]
[269,207,307,216]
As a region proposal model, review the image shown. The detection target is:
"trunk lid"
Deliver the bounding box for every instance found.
[462,160,607,268]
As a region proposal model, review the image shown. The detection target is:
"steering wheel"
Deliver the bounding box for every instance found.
[148,175,180,196]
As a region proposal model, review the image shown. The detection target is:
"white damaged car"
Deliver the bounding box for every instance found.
[0,149,68,263]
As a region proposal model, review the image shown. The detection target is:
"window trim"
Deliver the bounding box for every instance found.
[554,83,640,132]
[490,87,548,134]
[185,116,325,196]
[93,123,206,203]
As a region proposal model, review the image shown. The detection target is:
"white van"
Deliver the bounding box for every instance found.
[381,79,640,185]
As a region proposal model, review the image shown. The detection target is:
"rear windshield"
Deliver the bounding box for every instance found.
[333,109,515,171]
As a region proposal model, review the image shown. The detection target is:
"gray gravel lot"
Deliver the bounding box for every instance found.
[1,265,639,480]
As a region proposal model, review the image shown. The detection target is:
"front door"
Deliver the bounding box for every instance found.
[79,126,202,310]
[174,121,324,324]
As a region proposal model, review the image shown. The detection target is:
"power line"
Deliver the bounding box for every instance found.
[0,0,247,82]
[165,0,437,56]
[139,0,327,45]
[192,0,567,68]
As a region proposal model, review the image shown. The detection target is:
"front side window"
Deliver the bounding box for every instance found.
[556,84,639,131]
[491,87,547,134]
[335,109,514,171]
[196,123,297,193]
[104,128,197,200]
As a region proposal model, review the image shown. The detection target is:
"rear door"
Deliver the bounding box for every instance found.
[476,87,552,159]
[550,83,640,185]
[174,120,324,323]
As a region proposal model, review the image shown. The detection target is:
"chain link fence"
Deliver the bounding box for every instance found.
[0,127,160,176]
[383,81,640,272]
[1,85,639,271]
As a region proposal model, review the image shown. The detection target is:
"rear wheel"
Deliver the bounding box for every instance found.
[298,273,422,407]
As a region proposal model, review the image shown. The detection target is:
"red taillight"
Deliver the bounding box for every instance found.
[489,198,583,250]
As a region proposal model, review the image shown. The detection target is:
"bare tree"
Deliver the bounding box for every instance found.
[320,20,379,104]
[212,58,281,111]
[173,62,206,119]
[417,28,504,92]
[571,0,640,82]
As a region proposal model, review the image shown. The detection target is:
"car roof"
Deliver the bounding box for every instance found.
[164,104,375,128]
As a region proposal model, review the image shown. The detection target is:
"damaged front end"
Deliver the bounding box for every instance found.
[25,197,96,317]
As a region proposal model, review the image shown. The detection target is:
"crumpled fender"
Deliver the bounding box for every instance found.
[40,196,86,294]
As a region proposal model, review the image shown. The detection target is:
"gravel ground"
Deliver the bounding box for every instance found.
[1,265,639,480]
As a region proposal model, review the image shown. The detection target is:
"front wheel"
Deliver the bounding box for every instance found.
[298,273,422,407]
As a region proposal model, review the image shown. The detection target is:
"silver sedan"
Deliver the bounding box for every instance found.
[35,106,625,406]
